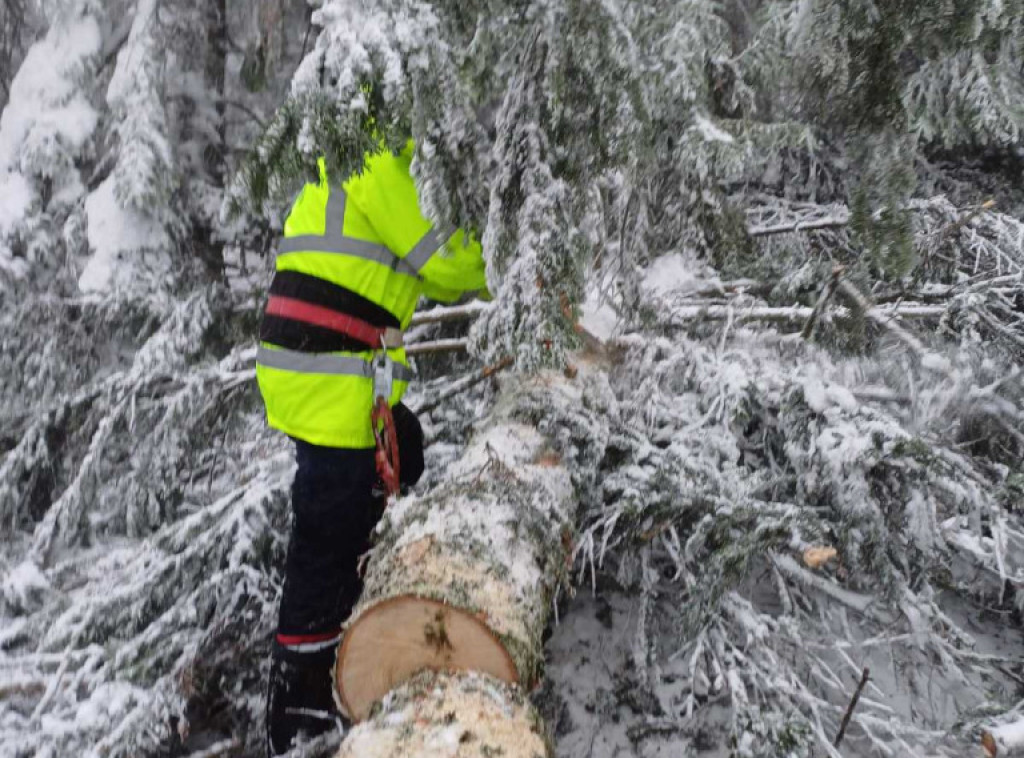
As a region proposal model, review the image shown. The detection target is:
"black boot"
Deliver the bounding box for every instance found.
[265,642,346,756]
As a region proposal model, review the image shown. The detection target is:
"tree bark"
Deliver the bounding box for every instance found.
[337,670,551,758]
[334,363,611,735]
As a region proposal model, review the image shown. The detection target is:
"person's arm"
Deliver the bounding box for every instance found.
[418,228,488,296]
[346,141,487,298]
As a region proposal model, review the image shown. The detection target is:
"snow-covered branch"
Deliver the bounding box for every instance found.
[409,300,490,326]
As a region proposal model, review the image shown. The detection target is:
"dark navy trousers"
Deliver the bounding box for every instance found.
[266,404,423,754]
[277,442,381,640]
[275,402,424,641]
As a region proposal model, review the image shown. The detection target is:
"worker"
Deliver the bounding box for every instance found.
[256,139,487,755]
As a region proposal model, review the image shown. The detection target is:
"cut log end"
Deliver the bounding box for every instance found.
[336,596,518,721]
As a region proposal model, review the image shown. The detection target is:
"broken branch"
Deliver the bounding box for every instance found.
[837,280,953,378]
[409,301,490,327]
[405,338,470,356]
[834,668,870,748]
[413,357,514,416]
[748,215,851,238]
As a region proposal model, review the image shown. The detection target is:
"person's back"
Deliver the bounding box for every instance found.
[256,139,487,755]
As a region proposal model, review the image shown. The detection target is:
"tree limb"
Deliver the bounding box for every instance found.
[834,668,870,748]
[413,357,513,416]
[405,338,470,355]
[748,215,851,238]
[409,301,490,326]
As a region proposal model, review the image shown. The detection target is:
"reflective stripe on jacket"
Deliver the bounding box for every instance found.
[256,140,487,448]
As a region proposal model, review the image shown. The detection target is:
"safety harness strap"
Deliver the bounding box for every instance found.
[403,223,457,273]
[266,295,404,349]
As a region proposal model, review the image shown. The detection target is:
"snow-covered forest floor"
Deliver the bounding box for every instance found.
[3,0,1024,757]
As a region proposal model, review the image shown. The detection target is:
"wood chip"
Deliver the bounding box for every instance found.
[803,546,838,569]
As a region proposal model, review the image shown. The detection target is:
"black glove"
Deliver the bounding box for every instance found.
[391,402,424,488]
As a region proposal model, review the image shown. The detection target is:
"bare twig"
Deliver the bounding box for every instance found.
[934,198,997,246]
[413,357,513,416]
[851,386,911,404]
[30,640,76,722]
[409,301,490,327]
[405,338,470,356]
[748,215,851,238]
[218,98,267,128]
[834,667,870,747]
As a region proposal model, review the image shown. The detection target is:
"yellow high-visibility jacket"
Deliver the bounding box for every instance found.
[256,140,487,448]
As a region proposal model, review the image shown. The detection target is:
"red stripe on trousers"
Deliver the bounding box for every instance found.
[276,630,342,646]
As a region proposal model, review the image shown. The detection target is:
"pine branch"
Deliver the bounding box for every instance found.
[404,301,950,358]
[665,301,946,326]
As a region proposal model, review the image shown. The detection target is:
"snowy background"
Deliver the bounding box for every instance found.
[2,1,1024,756]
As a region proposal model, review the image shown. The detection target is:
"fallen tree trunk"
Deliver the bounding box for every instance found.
[337,670,550,758]
[334,362,611,735]
[663,301,946,325]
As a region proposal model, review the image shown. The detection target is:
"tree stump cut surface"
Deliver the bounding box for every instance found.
[336,596,518,721]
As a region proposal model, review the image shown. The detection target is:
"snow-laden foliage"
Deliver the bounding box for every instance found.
[568,317,1024,755]
[0,1,313,755]
[0,3,102,285]
[758,0,1024,143]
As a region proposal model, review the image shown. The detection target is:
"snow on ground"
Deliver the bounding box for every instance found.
[542,590,727,758]
[643,253,702,297]
[581,293,620,342]
[693,115,735,145]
